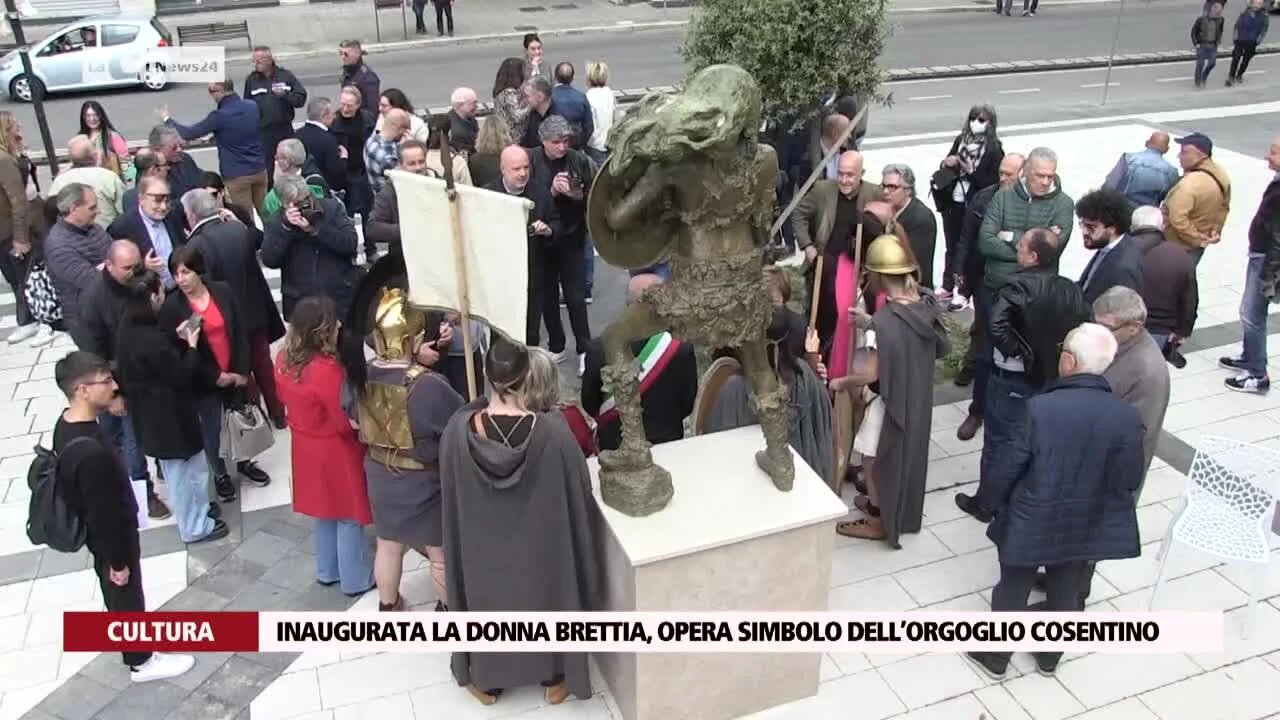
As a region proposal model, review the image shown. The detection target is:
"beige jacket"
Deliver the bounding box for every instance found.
[0,151,29,247]
[1163,157,1231,250]
[791,179,882,252]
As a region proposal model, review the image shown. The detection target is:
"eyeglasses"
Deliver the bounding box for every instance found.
[969,114,990,122]
[882,183,902,191]
[79,378,114,390]
[144,193,170,203]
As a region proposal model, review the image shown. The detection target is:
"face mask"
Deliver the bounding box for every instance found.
[970,120,988,135]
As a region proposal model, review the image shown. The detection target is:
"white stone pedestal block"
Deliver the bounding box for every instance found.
[589,426,849,720]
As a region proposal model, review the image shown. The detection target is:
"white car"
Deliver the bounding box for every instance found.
[0,14,173,102]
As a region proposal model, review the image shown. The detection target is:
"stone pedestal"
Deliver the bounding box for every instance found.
[589,426,848,720]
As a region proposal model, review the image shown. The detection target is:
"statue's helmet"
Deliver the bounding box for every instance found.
[372,287,427,361]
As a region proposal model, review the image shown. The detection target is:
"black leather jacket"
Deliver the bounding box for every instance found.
[989,267,1092,389]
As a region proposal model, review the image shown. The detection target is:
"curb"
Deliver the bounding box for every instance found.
[885,42,1280,81]
[28,27,1253,164]
[221,0,1122,63]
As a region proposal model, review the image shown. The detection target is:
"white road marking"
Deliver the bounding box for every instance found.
[1156,77,1187,83]
[1080,82,1113,88]
[998,87,1041,94]
[908,94,953,101]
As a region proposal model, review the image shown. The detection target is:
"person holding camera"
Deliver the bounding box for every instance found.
[261,174,360,320]
[114,270,230,545]
[529,116,594,376]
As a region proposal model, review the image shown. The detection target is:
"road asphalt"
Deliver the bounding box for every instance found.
[1,0,1232,151]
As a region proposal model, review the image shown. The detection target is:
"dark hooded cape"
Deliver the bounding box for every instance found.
[873,296,950,548]
[440,398,604,698]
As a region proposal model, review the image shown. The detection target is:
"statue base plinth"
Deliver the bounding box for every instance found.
[588,426,848,720]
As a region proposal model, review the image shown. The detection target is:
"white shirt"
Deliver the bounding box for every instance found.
[586,86,616,153]
[48,166,126,229]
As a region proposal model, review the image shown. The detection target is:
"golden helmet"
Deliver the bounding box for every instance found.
[864,234,917,276]
[372,288,426,361]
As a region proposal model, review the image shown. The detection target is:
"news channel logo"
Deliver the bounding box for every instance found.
[82,47,226,86]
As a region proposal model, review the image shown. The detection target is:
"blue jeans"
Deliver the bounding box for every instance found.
[98,410,152,493]
[314,519,374,595]
[158,453,214,543]
[976,369,1034,512]
[195,394,229,477]
[1195,45,1218,84]
[631,262,672,282]
[969,286,997,418]
[1240,251,1270,376]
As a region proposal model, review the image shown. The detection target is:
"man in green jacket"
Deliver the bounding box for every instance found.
[979,146,1075,292]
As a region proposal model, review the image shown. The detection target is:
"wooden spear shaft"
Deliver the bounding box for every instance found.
[439,135,478,401]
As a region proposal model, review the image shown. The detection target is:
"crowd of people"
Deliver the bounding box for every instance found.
[11,24,1279,707]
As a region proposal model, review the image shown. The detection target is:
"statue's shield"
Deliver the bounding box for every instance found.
[586,161,677,271]
[692,356,744,437]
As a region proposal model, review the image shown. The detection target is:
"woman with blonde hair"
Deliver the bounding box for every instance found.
[468,116,510,189]
[526,346,596,457]
[274,296,375,596]
[584,62,615,167]
[0,110,48,346]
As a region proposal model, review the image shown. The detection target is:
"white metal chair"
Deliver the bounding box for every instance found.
[1150,436,1279,637]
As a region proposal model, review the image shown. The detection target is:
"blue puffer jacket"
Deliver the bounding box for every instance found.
[167,93,266,180]
[985,374,1145,568]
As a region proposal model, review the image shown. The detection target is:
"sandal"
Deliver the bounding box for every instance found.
[836,517,885,540]
[544,679,569,705]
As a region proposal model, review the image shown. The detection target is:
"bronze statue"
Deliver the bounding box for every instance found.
[586,64,795,517]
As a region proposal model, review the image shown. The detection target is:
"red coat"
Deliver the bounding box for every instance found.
[274,353,372,525]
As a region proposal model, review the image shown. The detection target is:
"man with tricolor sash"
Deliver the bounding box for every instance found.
[581,274,699,452]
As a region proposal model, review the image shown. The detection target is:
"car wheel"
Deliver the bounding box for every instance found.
[9,74,45,103]
[142,63,167,91]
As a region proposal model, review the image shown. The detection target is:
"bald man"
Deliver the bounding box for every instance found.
[792,150,883,354]
[48,135,127,228]
[448,86,480,152]
[489,145,559,346]
[581,273,699,452]
[363,108,410,193]
[1102,131,1180,209]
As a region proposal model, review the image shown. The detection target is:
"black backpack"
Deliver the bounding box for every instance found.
[26,437,93,552]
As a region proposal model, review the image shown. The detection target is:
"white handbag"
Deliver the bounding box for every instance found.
[219,402,275,461]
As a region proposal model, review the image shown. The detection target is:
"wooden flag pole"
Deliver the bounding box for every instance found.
[808,254,825,329]
[439,133,478,401]
[769,104,870,239]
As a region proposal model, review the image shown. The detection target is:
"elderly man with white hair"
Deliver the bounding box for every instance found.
[48,135,126,228]
[967,321,1144,682]
[448,86,480,153]
[261,138,326,218]
[1094,287,1170,486]
[1127,204,1199,355]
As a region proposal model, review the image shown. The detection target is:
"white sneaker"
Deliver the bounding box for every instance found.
[577,353,586,378]
[28,325,54,347]
[130,652,195,683]
[7,323,37,344]
[949,294,969,312]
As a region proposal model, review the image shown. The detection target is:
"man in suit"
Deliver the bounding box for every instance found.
[581,274,699,452]
[791,150,882,351]
[1076,188,1145,305]
[181,188,288,427]
[107,176,185,291]
[296,97,347,196]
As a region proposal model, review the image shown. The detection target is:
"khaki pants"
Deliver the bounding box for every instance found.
[225,171,268,217]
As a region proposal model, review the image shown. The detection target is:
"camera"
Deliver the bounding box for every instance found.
[295,195,324,225]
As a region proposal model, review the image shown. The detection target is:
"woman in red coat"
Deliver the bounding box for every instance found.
[274,296,374,596]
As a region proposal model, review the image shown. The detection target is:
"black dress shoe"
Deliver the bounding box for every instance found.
[237,460,271,487]
[269,411,286,430]
[207,502,221,520]
[955,493,993,523]
[965,651,1007,680]
[214,473,238,503]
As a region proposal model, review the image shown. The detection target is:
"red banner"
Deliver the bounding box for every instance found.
[63,612,259,652]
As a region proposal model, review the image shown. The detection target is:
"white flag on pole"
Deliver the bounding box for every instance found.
[390,169,533,343]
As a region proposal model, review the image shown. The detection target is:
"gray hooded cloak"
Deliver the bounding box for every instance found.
[441,399,604,699]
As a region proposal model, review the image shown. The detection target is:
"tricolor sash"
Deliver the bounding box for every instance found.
[596,332,682,426]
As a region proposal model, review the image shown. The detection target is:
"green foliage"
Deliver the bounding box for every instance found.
[681,0,891,126]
